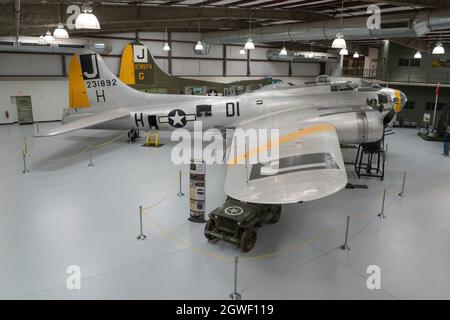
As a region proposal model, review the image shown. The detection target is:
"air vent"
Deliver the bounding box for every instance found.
[20,42,50,47]
[380,20,410,29]
[58,44,85,48]
[0,41,14,46]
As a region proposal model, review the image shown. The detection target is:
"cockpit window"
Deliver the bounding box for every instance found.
[378,94,389,104]
[331,82,355,92]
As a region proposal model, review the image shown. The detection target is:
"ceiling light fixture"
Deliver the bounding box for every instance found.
[353,51,359,58]
[239,47,246,55]
[194,21,204,51]
[38,35,46,45]
[53,1,69,39]
[195,41,204,51]
[414,51,422,59]
[245,38,255,50]
[340,47,348,55]
[332,0,346,49]
[53,23,69,39]
[163,27,170,51]
[75,6,100,30]
[43,31,55,44]
[432,42,445,55]
[245,8,255,50]
[279,42,287,56]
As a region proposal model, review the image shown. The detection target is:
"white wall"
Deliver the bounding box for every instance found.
[0,32,322,123]
[0,79,68,124]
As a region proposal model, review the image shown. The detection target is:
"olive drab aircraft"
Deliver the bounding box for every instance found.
[118,41,279,96]
[36,52,407,204]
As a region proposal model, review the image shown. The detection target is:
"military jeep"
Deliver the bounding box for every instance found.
[204,197,282,252]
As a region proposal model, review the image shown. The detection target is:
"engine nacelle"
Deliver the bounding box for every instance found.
[320,110,384,144]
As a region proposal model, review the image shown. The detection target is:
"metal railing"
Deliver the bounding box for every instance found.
[343,67,450,85]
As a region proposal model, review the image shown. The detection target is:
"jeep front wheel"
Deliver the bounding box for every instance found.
[204,219,216,241]
[240,228,257,252]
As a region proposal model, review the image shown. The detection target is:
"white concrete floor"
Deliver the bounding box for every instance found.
[1,123,450,300]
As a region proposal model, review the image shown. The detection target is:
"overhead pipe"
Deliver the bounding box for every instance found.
[266,50,339,62]
[0,36,113,54]
[202,9,450,44]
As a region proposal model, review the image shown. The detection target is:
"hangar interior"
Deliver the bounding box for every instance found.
[1,0,450,300]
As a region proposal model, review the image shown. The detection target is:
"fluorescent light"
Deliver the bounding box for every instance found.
[94,43,105,49]
[414,51,422,59]
[279,47,287,56]
[239,48,246,55]
[53,23,69,39]
[194,41,204,51]
[306,52,314,58]
[340,47,348,55]
[244,38,255,50]
[353,52,359,58]
[43,31,55,44]
[163,42,171,51]
[332,32,346,49]
[433,42,445,55]
[75,8,100,30]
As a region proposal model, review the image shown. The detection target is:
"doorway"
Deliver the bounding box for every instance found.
[15,96,33,125]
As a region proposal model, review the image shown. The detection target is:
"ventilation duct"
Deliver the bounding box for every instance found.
[266,50,339,63]
[0,36,112,54]
[202,9,450,44]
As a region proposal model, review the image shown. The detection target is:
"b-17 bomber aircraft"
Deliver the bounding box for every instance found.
[118,41,279,96]
[36,52,406,204]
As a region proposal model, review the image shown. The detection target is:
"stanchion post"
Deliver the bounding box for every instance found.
[385,143,388,161]
[137,205,147,240]
[229,256,242,300]
[399,172,407,197]
[36,122,40,135]
[22,150,30,174]
[88,145,94,167]
[23,137,30,157]
[177,170,184,197]
[340,216,351,251]
[378,189,387,219]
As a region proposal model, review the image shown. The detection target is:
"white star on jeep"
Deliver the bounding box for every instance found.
[170,111,185,126]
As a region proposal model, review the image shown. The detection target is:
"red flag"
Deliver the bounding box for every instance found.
[436,83,440,97]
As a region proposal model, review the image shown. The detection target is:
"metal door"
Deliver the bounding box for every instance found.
[16,96,33,125]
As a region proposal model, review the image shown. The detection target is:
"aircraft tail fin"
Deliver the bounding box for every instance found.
[68,52,148,109]
[119,42,172,89]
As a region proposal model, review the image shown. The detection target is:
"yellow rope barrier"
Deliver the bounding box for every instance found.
[30,131,127,163]
[141,172,383,264]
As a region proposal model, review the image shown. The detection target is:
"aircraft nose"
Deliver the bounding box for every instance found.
[400,91,407,108]
[393,90,407,113]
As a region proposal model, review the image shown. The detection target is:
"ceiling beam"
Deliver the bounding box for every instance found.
[0,3,328,36]
[362,0,442,8]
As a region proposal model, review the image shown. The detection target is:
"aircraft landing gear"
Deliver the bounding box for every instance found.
[128,130,140,143]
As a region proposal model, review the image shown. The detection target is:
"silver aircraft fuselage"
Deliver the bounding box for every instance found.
[64,82,401,145]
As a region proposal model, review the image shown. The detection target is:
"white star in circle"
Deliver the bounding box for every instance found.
[170,111,185,127]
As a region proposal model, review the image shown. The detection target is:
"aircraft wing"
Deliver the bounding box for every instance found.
[34,109,129,137]
[224,114,348,204]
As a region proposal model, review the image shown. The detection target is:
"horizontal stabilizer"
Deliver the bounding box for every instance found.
[34,109,128,137]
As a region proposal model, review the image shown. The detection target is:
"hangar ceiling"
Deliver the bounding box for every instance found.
[0,0,449,50]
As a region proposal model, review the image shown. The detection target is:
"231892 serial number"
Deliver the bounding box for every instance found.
[86,79,117,88]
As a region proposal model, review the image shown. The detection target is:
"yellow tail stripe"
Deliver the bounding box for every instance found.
[227,123,335,165]
[119,44,136,85]
[68,55,89,109]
